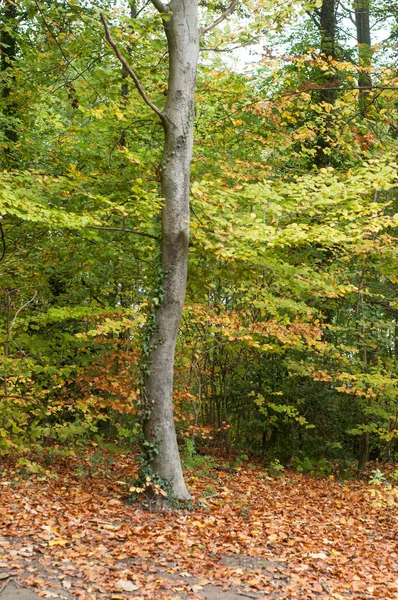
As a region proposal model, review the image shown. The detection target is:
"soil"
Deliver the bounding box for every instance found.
[0,583,41,599]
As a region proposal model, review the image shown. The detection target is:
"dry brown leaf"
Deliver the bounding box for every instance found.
[115,579,140,592]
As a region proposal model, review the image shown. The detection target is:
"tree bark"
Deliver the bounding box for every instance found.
[315,0,337,167]
[358,431,369,471]
[1,0,18,155]
[119,1,138,148]
[143,0,199,499]
[101,0,239,498]
[319,0,336,105]
[356,253,370,470]
[355,0,372,115]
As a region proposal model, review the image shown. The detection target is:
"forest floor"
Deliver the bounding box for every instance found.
[0,449,397,600]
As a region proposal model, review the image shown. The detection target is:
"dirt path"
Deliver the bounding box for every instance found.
[0,536,287,599]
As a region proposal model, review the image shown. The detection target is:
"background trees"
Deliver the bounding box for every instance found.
[0,0,397,490]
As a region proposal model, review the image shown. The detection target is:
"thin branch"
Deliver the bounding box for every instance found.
[200,0,239,38]
[305,8,320,28]
[201,36,262,53]
[51,53,109,94]
[284,85,398,97]
[150,0,169,13]
[100,13,164,121]
[0,222,5,262]
[378,34,393,46]
[135,0,153,17]
[88,225,158,240]
[81,277,105,306]
[34,0,101,98]
[10,292,37,332]
[347,9,357,26]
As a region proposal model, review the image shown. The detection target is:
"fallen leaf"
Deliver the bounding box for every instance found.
[115,579,140,592]
[48,538,68,547]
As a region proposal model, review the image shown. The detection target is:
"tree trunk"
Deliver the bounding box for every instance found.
[358,431,369,471]
[319,0,336,105]
[119,1,137,148]
[1,0,18,156]
[355,0,372,115]
[356,254,370,471]
[143,0,199,499]
[315,0,337,167]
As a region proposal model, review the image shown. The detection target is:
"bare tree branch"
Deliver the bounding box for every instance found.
[88,225,158,240]
[10,292,37,332]
[100,13,164,121]
[150,0,169,13]
[200,0,239,37]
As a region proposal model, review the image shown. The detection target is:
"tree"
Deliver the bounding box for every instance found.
[101,0,240,499]
[354,0,372,116]
[1,0,18,158]
[354,0,374,471]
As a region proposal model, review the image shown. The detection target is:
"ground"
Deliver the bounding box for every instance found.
[0,450,397,599]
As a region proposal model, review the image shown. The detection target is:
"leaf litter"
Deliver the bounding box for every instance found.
[0,450,396,599]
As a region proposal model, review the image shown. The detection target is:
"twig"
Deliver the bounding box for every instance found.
[136,0,153,18]
[51,54,109,94]
[88,225,158,240]
[0,221,5,262]
[201,0,240,37]
[100,13,164,122]
[10,292,37,333]
[285,85,398,97]
[201,36,262,53]
[34,0,101,99]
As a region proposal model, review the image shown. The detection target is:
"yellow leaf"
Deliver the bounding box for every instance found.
[192,520,207,528]
[48,538,68,547]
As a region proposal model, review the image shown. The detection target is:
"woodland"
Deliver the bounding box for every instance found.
[0,0,397,598]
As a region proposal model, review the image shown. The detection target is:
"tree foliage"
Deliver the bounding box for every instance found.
[0,0,397,489]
